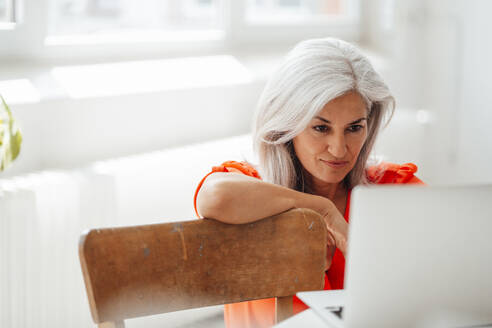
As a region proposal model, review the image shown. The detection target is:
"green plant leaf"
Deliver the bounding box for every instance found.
[0,95,23,171]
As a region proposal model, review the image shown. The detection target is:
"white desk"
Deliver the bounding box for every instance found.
[275,309,335,328]
[275,290,345,328]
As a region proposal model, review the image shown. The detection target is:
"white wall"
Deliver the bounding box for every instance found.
[361,0,492,185]
[2,83,261,175]
[421,0,492,184]
[452,1,492,184]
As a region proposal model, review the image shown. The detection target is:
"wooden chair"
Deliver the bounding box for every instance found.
[79,208,327,328]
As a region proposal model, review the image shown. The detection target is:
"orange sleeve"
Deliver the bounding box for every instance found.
[367,162,425,185]
[193,160,261,218]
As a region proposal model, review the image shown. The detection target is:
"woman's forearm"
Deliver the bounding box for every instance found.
[197,172,301,224]
[196,172,348,255]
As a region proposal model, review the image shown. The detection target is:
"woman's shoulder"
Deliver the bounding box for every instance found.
[211,160,262,179]
[193,160,261,218]
[366,161,424,185]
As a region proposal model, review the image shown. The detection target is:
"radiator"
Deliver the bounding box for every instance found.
[0,170,117,328]
[0,134,252,328]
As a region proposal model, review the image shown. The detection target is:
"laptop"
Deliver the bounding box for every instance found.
[298,184,492,328]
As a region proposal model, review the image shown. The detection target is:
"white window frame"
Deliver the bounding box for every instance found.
[0,0,360,64]
[0,0,20,29]
[225,0,360,48]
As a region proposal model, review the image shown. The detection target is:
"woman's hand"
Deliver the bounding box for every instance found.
[308,196,349,269]
[320,202,348,257]
[325,243,337,271]
[293,192,348,269]
[323,206,348,270]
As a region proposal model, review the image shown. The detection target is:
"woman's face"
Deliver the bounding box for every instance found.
[293,91,368,187]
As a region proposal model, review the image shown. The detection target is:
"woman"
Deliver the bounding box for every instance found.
[193,37,424,328]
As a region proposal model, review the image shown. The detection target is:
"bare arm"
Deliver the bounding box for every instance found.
[196,172,348,256]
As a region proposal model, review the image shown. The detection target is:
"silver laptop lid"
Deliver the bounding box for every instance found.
[345,184,492,328]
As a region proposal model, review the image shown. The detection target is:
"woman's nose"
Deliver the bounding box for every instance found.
[327,134,347,159]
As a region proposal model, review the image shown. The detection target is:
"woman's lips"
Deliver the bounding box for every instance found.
[321,160,349,169]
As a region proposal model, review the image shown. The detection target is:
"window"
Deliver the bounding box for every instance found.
[246,0,348,24]
[47,0,224,44]
[0,0,18,29]
[228,0,359,46]
[0,0,5,20]
[0,0,360,62]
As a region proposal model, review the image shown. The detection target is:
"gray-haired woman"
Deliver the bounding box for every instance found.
[193,37,424,328]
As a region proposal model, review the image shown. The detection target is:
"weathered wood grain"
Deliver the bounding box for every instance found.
[79,208,327,325]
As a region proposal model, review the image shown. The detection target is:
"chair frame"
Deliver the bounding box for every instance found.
[79,208,327,327]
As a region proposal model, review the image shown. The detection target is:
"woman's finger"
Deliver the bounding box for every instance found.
[325,245,336,270]
[321,209,348,257]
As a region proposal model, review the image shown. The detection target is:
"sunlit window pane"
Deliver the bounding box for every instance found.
[0,0,14,23]
[48,0,223,39]
[247,0,347,23]
[0,1,5,21]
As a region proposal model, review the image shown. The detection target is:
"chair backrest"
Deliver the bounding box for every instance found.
[79,208,327,327]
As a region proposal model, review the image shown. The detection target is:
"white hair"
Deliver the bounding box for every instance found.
[252,37,395,191]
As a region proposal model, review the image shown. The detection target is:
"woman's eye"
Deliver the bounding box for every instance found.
[313,125,328,133]
[347,125,364,133]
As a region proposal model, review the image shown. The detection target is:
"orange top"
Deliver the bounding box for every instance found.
[193,160,424,328]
